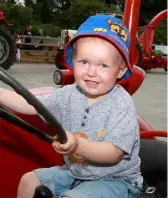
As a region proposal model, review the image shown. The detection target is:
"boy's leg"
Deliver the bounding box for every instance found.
[17,166,74,198]
[60,179,140,198]
[17,172,40,198]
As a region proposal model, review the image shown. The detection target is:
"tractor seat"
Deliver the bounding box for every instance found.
[139,139,167,198]
[33,139,167,198]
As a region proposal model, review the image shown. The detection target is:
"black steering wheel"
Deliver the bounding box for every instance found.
[0,67,67,144]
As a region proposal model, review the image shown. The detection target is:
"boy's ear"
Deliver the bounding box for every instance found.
[117,67,127,79]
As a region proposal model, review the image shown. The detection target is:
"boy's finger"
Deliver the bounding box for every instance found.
[53,135,59,141]
[58,141,72,150]
[53,142,62,152]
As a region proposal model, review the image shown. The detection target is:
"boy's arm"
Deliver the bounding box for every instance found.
[53,132,124,164]
[0,89,37,115]
[76,137,124,164]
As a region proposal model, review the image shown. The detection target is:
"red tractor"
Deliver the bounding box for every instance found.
[0,0,167,198]
[0,11,16,70]
[138,10,167,71]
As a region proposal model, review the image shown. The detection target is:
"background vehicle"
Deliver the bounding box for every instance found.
[55,29,77,70]
[138,10,168,71]
[0,11,16,70]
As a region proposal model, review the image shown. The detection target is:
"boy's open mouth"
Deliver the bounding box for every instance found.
[84,80,99,88]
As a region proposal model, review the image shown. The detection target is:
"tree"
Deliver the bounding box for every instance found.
[0,0,17,4]
[24,0,35,7]
[33,0,53,23]
[139,0,167,25]
[116,0,167,25]
[53,0,73,13]
[7,0,17,4]
[2,4,33,33]
[104,0,118,4]
[153,19,167,44]
[61,0,120,29]
[1,0,166,44]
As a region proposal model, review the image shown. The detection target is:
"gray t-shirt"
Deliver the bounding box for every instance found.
[39,84,143,188]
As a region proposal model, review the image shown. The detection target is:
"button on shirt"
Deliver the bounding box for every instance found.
[38,84,143,189]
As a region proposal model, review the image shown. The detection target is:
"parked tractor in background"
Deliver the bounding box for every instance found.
[0,11,16,70]
[138,10,168,72]
[54,29,77,70]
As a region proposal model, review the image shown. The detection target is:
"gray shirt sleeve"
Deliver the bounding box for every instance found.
[104,96,139,158]
[37,88,63,124]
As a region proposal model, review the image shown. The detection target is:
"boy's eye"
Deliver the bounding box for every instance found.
[80,60,88,64]
[101,64,108,68]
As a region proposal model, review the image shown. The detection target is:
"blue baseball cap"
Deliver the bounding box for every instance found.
[64,15,132,76]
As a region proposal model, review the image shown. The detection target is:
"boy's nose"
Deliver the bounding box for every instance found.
[86,65,97,76]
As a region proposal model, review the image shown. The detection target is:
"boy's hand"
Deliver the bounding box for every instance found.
[52,131,79,155]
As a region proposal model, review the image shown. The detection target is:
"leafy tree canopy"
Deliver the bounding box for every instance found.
[0,0,166,44]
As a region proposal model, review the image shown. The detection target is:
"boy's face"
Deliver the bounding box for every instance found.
[73,37,127,100]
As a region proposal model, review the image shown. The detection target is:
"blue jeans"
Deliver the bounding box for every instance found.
[34,166,140,198]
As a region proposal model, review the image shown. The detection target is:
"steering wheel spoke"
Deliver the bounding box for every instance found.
[0,106,54,143]
[0,67,67,144]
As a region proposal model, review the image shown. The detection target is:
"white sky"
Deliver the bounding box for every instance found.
[17,0,24,4]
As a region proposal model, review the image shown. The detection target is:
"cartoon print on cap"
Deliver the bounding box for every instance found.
[94,28,107,32]
[93,19,128,43]
[108,19,128,42]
